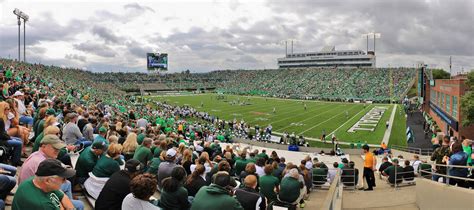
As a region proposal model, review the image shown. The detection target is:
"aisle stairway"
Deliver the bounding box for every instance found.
[342,155,419,210]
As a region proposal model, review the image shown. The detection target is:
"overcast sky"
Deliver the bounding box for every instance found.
[0,0,473,73]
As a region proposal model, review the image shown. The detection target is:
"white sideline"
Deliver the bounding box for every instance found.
[382,105,397,145]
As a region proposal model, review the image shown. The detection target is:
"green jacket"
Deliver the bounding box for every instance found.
[191,184,243,210]
[75,147,99,178]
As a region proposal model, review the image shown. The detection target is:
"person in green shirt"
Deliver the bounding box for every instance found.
[312,162,328,186]
[75,141,107,184]
[133,138,153,167]
[93,127,109,149]
[92,143,123,178]
[12,159,76,210]
[256,149,269,161]
[259,165,280,202]
[33,125,60,153]
[234,151,250,176]
[191,172,243,210]
[462,139,472,165]
[382,159,404,184]
[137,132,146,145]
[279,169,302,205]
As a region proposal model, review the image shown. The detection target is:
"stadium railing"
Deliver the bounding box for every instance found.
[320,170,343,210]
[340,168,357,191]
[391,166,416,189]
[391,145,433,156]
[419,163,474,188]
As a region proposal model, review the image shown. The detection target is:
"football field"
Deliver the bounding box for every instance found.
[147,94,407,146]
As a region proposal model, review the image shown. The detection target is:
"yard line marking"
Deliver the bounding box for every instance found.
[275,104,347,132]
[299,104,361,135]
[247,103,330,124]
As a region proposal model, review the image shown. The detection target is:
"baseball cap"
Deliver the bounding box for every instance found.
[166,148,177,157]
[46,108,56,116]
[125,159,144,173]
[341,158,349,164]
[98,127,107,133]
[35,159,76,178]
[91,141,107,150]
[392,158,399,164]
[41,135,66,150]
[12,91,24,97]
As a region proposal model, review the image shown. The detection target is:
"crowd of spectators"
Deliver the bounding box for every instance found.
[86,67,416,102]
[0,58,469,210]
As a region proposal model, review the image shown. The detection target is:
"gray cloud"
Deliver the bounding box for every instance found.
[124,3,155,13]
[92,25,123,44]
[73,42,116,57]
[266,0,474,56]
[65,54,87,62]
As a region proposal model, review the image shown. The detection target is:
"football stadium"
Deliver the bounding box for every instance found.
[0,0,473,210]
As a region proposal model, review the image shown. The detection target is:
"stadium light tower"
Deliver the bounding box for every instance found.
[13,8,29,62]
[280,39,298,57]
[362,32,381,53]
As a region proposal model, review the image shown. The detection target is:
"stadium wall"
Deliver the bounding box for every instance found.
[416,178,474,210]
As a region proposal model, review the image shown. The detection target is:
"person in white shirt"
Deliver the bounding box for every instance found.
[13,91,33,129]
[327,162,339,183]
[411,155,421,175]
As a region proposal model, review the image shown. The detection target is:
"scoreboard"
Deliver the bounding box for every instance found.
[147,53,168,70]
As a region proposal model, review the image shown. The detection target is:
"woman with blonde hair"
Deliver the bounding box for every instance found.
[122,132,138,161]
[107,135,119,144]
[181,149,193,175]
[176,143,186,163]
[0,101,29,157]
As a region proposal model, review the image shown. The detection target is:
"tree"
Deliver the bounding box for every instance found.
[461,71,474,126]
[431,69,451,79]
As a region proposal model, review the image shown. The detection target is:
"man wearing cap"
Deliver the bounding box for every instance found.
[95,159,144,210]
[12,159,77,210]
[157,148,179,190]
[133,138,153,167]
[93,126,109,147]
[75,141,107,184]
[12,91,34,129]
[19,135,66,184]
[18,135,84,210]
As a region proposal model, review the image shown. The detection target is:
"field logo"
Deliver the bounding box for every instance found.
[348,106,388,132]
[232,113,242,116]
[290,122,305,126]
[255,117,269,121]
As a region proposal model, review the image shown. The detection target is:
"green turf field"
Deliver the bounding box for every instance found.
[147,94,406,145]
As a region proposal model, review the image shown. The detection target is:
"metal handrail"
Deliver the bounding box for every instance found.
[391,145,434,156]
[340,168,357,190]
[320,170,342,210]
[418,162,473,188]
[391,167,416,188]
